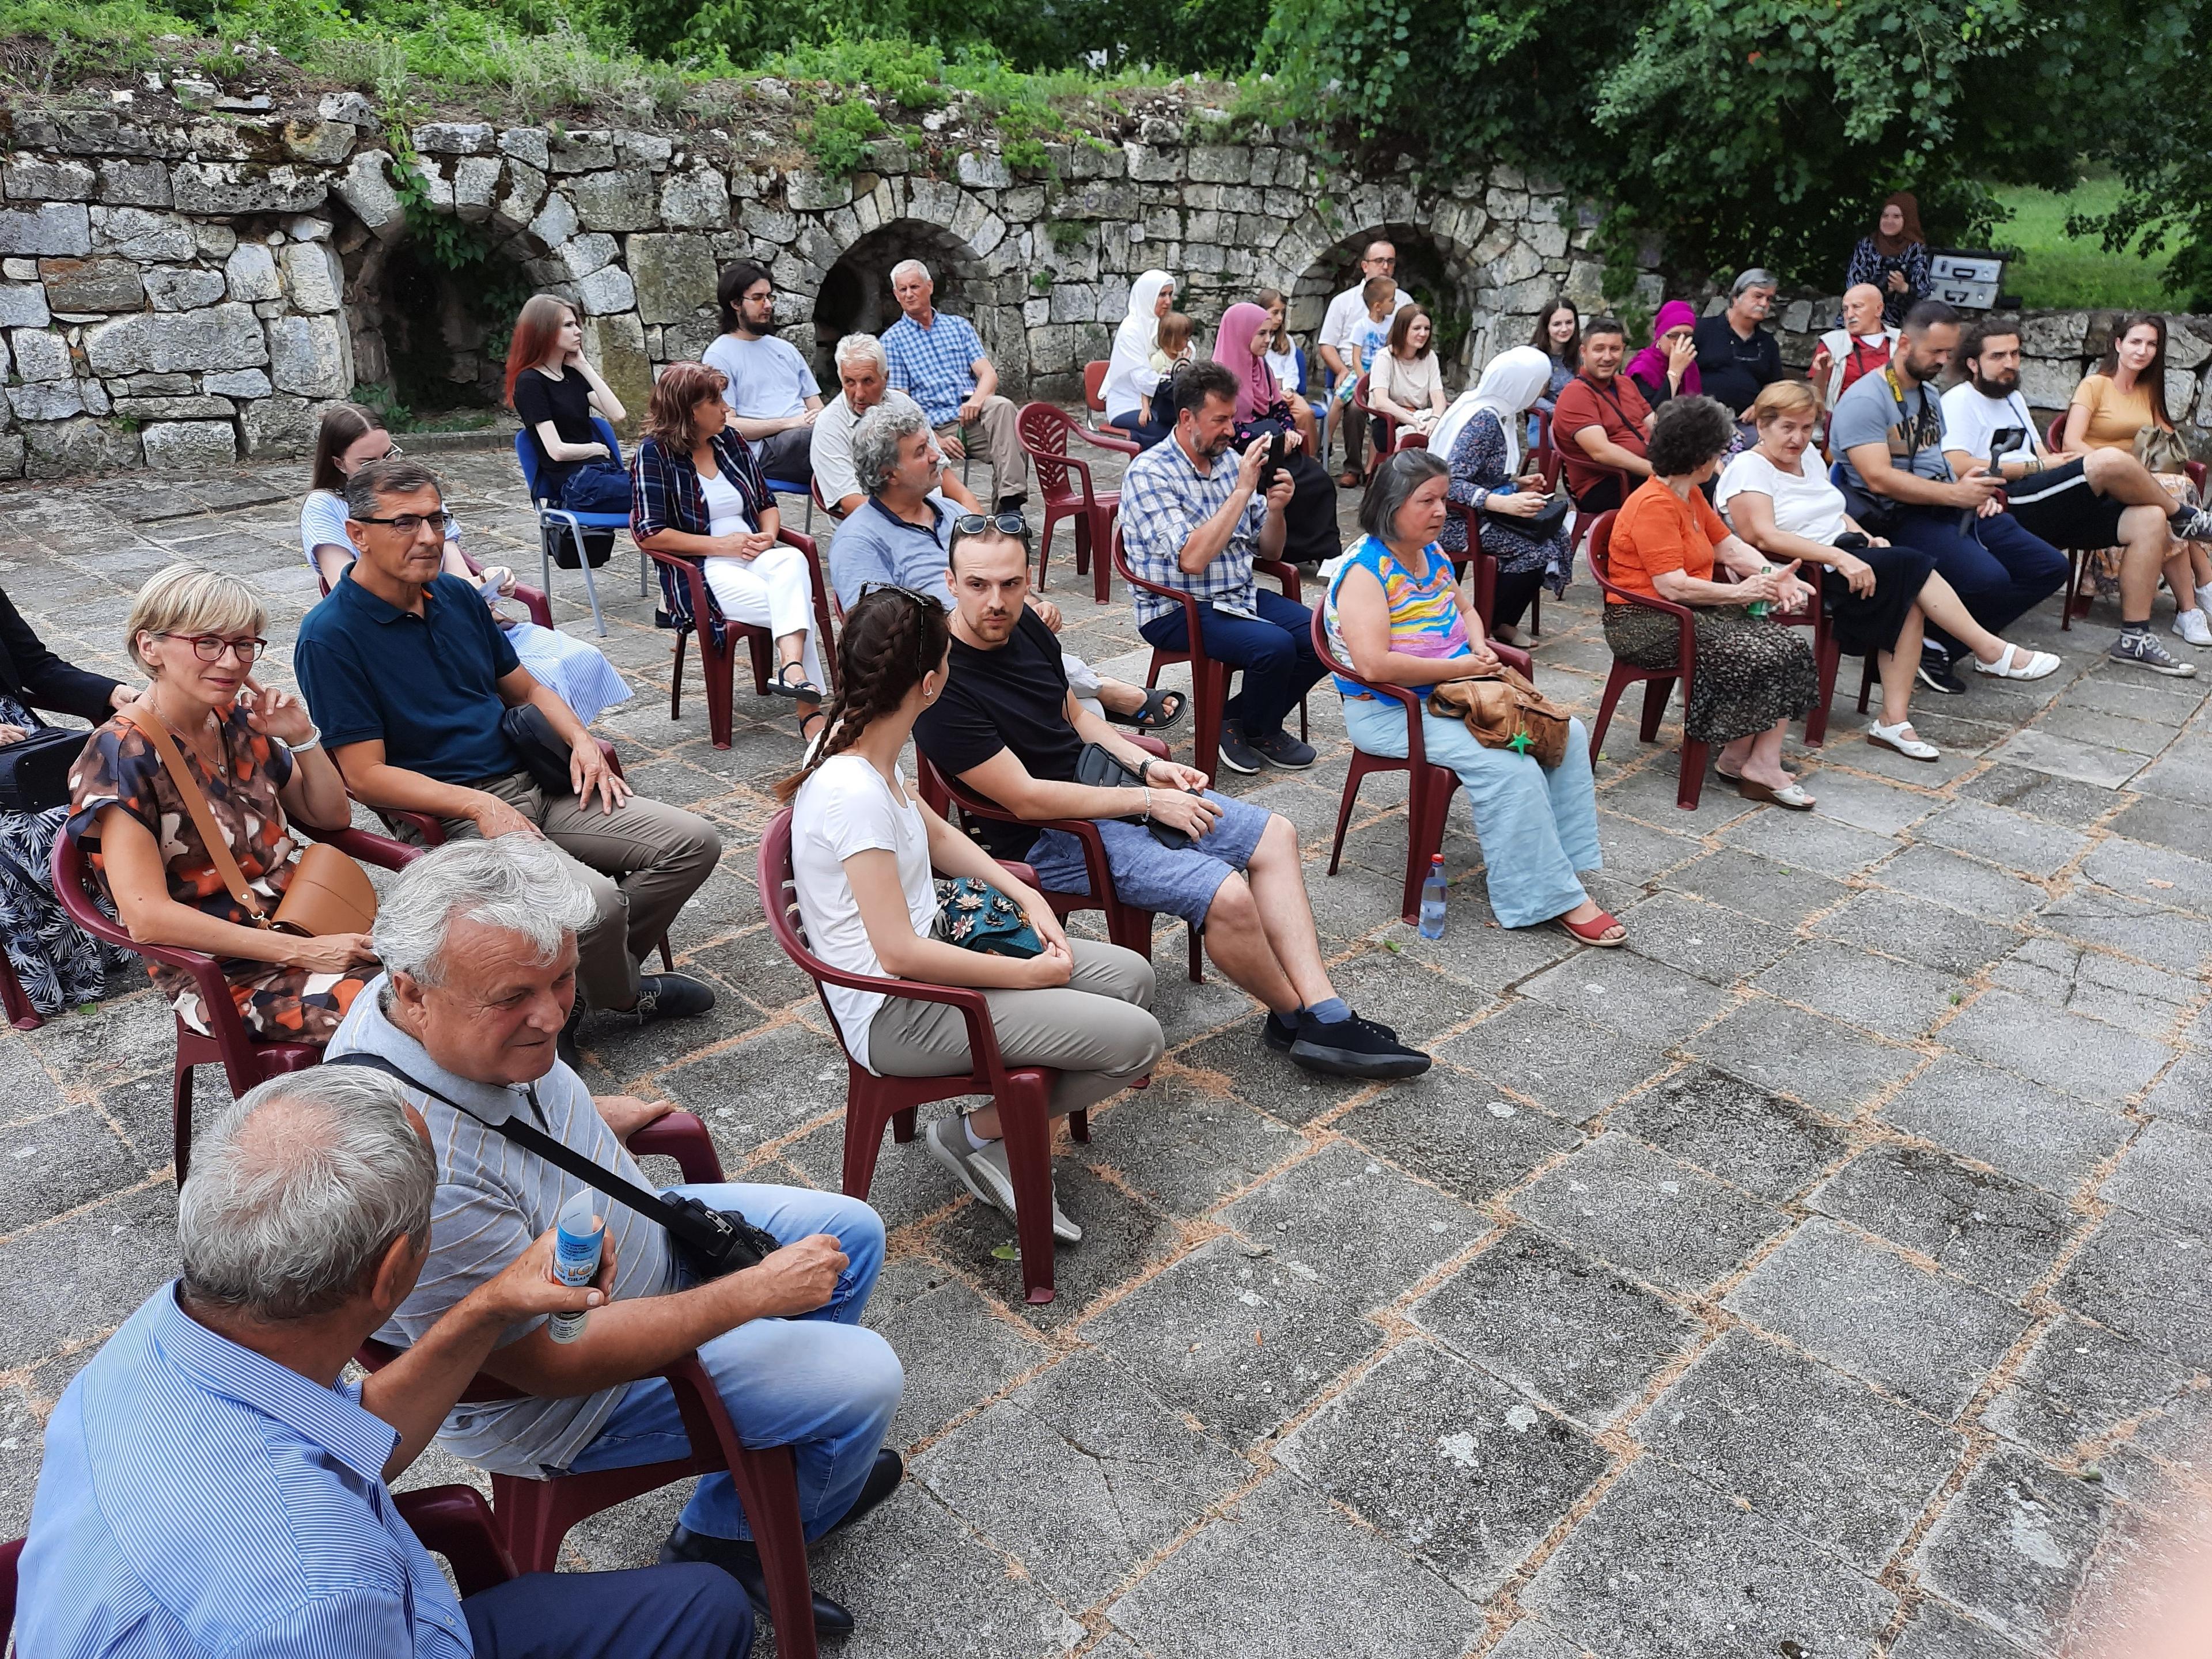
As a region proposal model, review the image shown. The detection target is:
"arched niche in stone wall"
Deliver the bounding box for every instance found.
[806,215,1024,395]
[1272,214,1484,389]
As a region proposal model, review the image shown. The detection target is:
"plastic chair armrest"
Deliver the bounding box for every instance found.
[299,823,422,871]
[1255,558,1304,603]
[627,1109,726,1184]
[1075,423,1139,457]
[641,543,718,630]
[396,1486,518,1598]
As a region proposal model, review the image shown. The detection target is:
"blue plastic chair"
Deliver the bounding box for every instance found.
[513,415,635,637]
[763,476,815,535]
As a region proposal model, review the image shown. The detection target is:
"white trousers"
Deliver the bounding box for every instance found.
[703,545,825,690]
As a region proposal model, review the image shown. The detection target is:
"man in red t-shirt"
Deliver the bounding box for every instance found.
[1548,317,1654,514]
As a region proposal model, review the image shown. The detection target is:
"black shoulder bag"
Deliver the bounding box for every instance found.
[329,1052,781,1280]
[0,722,86,815]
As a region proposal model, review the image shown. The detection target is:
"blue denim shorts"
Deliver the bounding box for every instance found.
[1026,790,1272,927]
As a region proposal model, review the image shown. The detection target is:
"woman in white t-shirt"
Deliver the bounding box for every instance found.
[1718,380,2050,762]
[779,586,1165,1245]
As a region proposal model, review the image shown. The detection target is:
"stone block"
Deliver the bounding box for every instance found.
[280,120,355,165]
[569,167,658,233]
[333,151,405,239]
[8,381,85,422]
[141,266,226,313]
[0,433,24,477]
[738,199,796,244]
[23,415,139,476]
[264,312,350,397]
[658,166,728,229]
[37,255,142,313]
[955,150,1010,191]
[1123,141,1183,184]
[0,282,48,328]
[1514,1131,1787,1293]
[525,189,578,251]
[318,90,378,126]
[0,203,90,258]
[626,233,714,327]
[786,171,851,212]
[237,390,317,456]
[546,130,616,173]
[1613,1066,1843,1201]
[111,394,234,421]
[222,241,281,303]
[616,130,673,168]
[1188,145,1251,184]
[497,127,550,171]
[451,156,500,223]
[11,328,71,382]
[579,310,650,421]
[1528,219,1570,259]
[138,419,238,470]
[89,207,192,263]
[493,159,547,233]
[169,162,327,216]
[93,157,171,208]
[1914,1447,2108,1653]
[202,366,271,399]
[279,238,344,314]
[2020,310,2088,354]
[117,372,193,395]
[552,232,618,281]
[5,156,95,202]
[2166,365,2198,423]
[413,122,494,156]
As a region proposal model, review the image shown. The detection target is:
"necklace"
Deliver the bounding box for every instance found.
[149,685,228,783]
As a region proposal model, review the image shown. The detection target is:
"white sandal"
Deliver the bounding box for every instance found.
[1972,645,2060,680]
[1868,719,1941,762]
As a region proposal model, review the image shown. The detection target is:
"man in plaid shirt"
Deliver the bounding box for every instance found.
[881,260,1030,513]
[1120,359,1327,772]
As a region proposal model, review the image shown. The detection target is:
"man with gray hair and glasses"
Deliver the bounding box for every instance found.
[881,258,1030,513]
[326,836,903,1640]
[17,1067,757,1657]
[1694,268,1786,415]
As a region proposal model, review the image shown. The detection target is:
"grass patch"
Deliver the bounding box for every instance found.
[1991,177,2189,311]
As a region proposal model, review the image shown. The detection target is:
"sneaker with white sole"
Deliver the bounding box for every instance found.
[1215,719,1261,775]
[2112,630,2199,676]
[967,1136,1082,1243]
[1972,645,2061,680]
[2171,505,2212,542]
[925,1115,997,1207]
[2179,609,2212,647]
[2196,582,2212,616]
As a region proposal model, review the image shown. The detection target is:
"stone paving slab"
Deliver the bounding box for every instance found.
[4,448,2211,1654]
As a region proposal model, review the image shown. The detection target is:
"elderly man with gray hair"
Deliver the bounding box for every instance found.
[880,258,1030,513]
[325,836,904,1640]
[1694,267,1786,414]
[810,330,979,518]
[17,1066,757,1657]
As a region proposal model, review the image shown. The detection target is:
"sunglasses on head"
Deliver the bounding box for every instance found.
[950,513,1031,540]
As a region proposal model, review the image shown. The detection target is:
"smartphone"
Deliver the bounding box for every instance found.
[1256,429,1288,493]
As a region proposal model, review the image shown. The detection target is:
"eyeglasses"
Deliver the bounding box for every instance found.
[950,514,1032,540]
[360,442,403,464]
[352,510,455,536]
[154,632,268,663]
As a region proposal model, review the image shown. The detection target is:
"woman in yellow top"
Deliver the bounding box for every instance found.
[2064,315,2211,628]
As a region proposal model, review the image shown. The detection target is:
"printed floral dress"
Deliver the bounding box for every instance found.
[66,706,370,1042]
[0,693,132,1015]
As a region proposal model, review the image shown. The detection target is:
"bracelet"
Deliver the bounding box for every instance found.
[1141,786,1153,822]
[285,724,322,753]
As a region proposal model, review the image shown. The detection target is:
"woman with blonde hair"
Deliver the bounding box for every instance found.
[67,563,376,1043]
[504,293,631,512]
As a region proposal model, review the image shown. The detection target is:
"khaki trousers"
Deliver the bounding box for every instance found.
[935,393,1029,505]
[431,771,722,1011]
[866,940,1163,1118]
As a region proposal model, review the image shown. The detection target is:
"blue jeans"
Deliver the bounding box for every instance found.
[1138,586,1327,744]
[563,1183,900,1543]
[1886,506,2068,660]
[1342,697,1601,928]
[465,1562,752,1658]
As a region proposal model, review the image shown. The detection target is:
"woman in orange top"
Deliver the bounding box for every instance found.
[1602,396,1821,809]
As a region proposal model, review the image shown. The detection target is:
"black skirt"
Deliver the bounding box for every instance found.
[1821,540,1937,657]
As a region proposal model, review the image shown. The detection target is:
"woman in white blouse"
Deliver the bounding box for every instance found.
[1366,305,1448,439]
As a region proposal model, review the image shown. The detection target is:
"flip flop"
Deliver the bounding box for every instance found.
[1122,687,1188,732]
[1737,777,1816,810]
[766,662,821,701]
[1558,908,1627,946]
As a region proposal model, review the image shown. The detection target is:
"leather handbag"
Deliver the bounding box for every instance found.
[1074,741,1194,850]
[120,704,378,938]
[499,702,577,795]
[0,725,88,814]
[933,876,1044,959]
[1426,666,1574,768]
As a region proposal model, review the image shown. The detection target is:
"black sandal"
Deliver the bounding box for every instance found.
[1122,687,1188,732]
[767,662,821,702]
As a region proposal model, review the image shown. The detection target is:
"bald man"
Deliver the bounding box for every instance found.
[1810,283,1900,409]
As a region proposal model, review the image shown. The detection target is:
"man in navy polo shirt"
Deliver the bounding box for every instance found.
[294,457,719,1028]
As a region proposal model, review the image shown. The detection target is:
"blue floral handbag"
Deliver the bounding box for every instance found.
[933,877,1044,959]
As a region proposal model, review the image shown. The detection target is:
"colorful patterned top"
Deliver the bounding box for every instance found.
[1323,535,1473,698]
[66,706,302,1001]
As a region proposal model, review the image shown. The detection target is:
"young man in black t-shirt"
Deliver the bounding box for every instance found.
[914,520,1428,1081]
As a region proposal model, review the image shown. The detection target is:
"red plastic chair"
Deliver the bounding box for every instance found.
[1586,510,1711,810]
[912,745,1203,985]
[759,810,1081,1306]
[1,1531,20,1631]
[642,527,840,749]
[1080,362,1141,454]
[51,822,423,1183]
[1308,604,1533,924]
[315,551,555,630]
[358,1112,822,1657]
[0,950,40,1031]
[1351,373,1425,482]
[1111,527,1309,786]
[1018,402,1125,604]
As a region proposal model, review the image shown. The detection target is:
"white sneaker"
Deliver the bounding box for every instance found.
[2176,608,2212,647]
[967,1136,1082,1243]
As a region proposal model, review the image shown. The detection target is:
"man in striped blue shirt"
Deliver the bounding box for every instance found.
[17,1068,754,1658]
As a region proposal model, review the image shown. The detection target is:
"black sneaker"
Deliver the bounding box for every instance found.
[1216,719,1261,775]
[1262,1009,1300,1054]
[1915,655,1968,695]
[626,972,717,1024]
[1288,1010,1431,1080]
[1252,729,1317,769]
[661,1525,855,1634]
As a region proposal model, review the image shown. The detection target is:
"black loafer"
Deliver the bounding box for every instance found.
[828,1447,904,1535]
[660,1525,855,1635]
[626,972,716,1024]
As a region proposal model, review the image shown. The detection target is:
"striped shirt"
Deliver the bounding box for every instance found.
[328,980,674,1475]
[1119,433,1269,626]
[18,1283,472,1658]
[881,309,986,426]
[1323,535,1472,697]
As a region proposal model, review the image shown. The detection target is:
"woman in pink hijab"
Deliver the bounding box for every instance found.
[1626,300,1702,410]
[1211,298,1340,566]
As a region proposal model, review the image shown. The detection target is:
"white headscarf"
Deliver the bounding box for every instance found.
[1103,271,1176,414]
[1430,346,1555,475]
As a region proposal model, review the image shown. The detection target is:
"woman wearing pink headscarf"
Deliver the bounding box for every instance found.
[1626,301,1701,411]
[1212,300,1340,567]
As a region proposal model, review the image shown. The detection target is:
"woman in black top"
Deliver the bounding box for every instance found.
[503,294,631,511]
[0,585,137,1017]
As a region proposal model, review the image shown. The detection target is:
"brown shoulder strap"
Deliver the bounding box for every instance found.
[118,704,267,925]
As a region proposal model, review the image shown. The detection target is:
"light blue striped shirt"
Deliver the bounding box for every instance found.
[18,1283,472,1658]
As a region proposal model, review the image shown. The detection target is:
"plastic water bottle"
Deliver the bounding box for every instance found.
[1418,854,1448,940]
[1747,563,1773,619]
[549,1190,604,1345]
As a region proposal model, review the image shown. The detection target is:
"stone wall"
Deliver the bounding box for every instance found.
[0,93,1616,477]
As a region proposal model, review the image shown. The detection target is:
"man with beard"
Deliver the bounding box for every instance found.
[912,513,1430,1084]
[1941,319,2212,660]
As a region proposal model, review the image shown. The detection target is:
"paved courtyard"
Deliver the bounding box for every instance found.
[2,439,2211,1657]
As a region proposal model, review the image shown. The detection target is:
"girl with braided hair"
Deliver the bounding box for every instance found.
[779,587,1165,1246]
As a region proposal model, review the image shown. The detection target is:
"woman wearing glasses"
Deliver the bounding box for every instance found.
[66,563,377,1044]
[301,403,630,726]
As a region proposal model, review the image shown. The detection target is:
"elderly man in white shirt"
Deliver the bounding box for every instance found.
[1808,282,1901,411]
[1316,240,1415,475]
[812,332,979,520]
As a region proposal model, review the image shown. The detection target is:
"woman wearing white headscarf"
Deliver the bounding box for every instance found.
[1104,271,1176,447]
[1435,345,1573,642]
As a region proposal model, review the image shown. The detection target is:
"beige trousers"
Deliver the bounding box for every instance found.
[935,393,1030,505]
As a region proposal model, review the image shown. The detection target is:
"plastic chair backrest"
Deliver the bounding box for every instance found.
[514,416,625,506]
[1585,510,1619,586]
[1084,360,1111,416]
[1291,344,1308,399]
[1017,402,1074,498]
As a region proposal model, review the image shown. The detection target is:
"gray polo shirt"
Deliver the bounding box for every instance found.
[329,980,674,1476]
[1831,366,1953,513]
